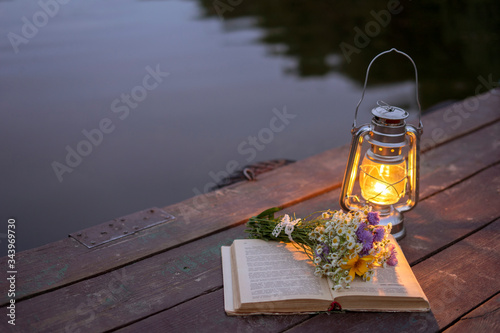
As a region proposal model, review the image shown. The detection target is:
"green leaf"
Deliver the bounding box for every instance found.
[256,207,282,219]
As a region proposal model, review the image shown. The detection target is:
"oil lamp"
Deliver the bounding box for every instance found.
[339,48,423,240]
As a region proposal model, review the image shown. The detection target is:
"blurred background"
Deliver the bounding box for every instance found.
[1,0,499,253]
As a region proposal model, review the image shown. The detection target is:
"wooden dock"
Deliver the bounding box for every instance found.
[2,90,500,332]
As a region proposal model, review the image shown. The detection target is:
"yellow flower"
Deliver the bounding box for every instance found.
[340,255,374,280]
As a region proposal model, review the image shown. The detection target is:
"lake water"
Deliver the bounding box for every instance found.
[1,0,499,253]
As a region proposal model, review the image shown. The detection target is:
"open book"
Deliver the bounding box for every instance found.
[222,236,430,314]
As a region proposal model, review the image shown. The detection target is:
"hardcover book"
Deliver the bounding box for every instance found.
[222,236,430,314]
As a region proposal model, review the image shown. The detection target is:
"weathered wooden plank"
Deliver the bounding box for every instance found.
[116,220,500,333]
[117,288,312,333]
[116,165,496,331]
[114,163,498,331]
[0,228,243,333]
[417,120,500,199]
[0,91,498,304]
[414,220,500,329]
[401,163,500,264]
[418,89,500,152]
[443,293,500,333]
[122,289,437,333]
[7,160,499,332]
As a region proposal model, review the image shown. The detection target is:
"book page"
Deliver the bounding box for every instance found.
[232,239,333,306]
[332,237,425,297]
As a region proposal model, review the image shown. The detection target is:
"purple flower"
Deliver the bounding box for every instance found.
[316,243,330,261]
[373,226,385,242]
[356,222,366,239]
[387,244,398,266]
[356,223,373,255]
[367,212,380,226]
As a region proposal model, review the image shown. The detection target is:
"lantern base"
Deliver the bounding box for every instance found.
[370,204,406,241]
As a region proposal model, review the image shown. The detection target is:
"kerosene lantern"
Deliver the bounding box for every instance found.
[339,48,423,240]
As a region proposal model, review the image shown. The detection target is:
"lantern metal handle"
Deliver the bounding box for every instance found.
[353,48,423,130]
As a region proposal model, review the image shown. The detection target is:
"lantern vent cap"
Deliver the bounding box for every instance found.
[371,101,409,122]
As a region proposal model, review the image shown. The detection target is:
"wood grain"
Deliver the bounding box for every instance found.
[115,165,500,332]
[116,220,499,333]
[0,91,498,318]
[7,157,499,332]
[443,293,500,333]
[117,288,312,333]
[414,220,500,329]
[0,227,244,333]
[401,164,500,264]
[417,120,500,199]
[418,89,500,153]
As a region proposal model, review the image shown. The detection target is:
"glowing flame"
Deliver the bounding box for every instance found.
[359,156,406,205]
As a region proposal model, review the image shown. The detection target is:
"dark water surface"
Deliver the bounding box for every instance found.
[1,0,499,253]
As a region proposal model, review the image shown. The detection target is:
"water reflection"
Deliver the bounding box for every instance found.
[197,0,500,108]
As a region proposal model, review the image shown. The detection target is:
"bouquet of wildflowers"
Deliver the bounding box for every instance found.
[245,206,398,291]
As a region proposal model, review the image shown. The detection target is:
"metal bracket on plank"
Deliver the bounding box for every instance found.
[69,207,175,248]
